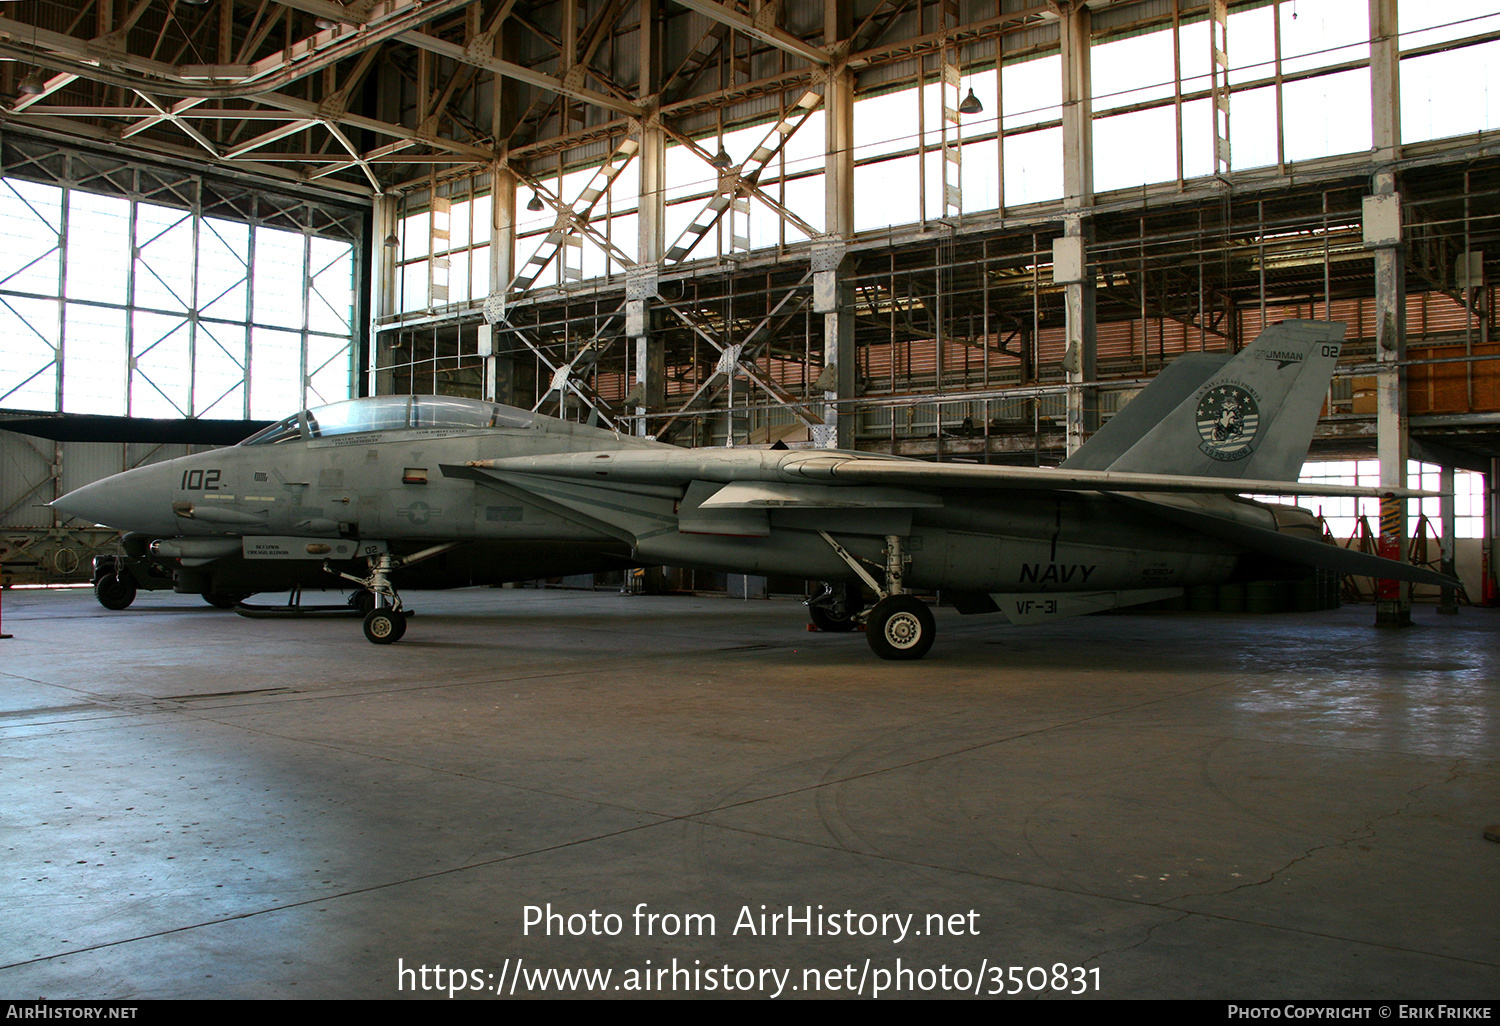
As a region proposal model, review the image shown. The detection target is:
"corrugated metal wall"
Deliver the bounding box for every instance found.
[0,433,205,582]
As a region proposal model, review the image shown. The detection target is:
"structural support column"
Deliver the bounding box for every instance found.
[1058,1,1093,209]
[1488,459,1500,606]
[482,162,518,404]
[630,325,665,428]
[1370,0,1400,167]
[814,253,854,450]
[1439,465,1458,614]
[1054,220,1096,455]
[819,0,856,451]
[370,192,401,396]
[1366,175,1409,627]
[629,0,665,438]
[478,16,522,406]
[628,117,665,434]
[1057,1,1096,455]
[489,164,517,313]
[1369,0,1408,627]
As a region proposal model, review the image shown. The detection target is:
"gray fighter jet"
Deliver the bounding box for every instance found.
[53,320,1453,658]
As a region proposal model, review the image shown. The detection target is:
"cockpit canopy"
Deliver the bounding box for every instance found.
[241,395,537,445]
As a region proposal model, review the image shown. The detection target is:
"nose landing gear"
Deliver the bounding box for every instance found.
[94,570,138,610]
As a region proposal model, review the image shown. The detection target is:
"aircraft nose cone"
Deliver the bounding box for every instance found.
[52,478,115,526]
[54,466,178,534]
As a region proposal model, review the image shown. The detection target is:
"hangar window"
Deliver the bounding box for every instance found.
[1400,1,1500,143]
[0,170,358,422]
[394,178,495,313]
[1256,461,1486,541]
[376,0,1500,310]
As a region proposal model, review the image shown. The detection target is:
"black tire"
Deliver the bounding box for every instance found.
[94,573,137,611]
[362,608,406,644]
[348,589,377,615]
[865,595,935,660]
[808,582,863,632]
[203,591,250,609]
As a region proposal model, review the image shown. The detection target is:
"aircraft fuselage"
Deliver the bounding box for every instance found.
[59,409,1257,599]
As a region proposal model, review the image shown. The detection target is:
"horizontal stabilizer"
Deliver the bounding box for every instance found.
[1118,496,1460,589]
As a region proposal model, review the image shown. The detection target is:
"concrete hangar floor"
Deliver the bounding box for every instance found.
[1,585,1496,1001]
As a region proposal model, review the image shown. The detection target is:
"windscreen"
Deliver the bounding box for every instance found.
[240,414,305,445]
[243,396,535,444]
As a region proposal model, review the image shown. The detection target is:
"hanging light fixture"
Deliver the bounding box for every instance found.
[526,192,544,212]
[958,87,983,115]
[709,103,733,168]
[17,0,43,96]
[382,232,400,248]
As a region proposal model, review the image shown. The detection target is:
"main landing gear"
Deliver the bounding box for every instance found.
[323,543,460,645]
[327,551,406,645]
[811,533,936,660]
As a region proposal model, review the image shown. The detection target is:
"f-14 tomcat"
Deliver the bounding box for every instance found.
[53,320,1453,658]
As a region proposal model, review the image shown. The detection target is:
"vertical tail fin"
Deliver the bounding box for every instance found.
[1061,352,1230,471]
[1065,320,1344,482]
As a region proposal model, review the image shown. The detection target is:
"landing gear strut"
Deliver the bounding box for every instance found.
[324,543,460,645]
[345,552,405,645]
[815,533,936,660]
